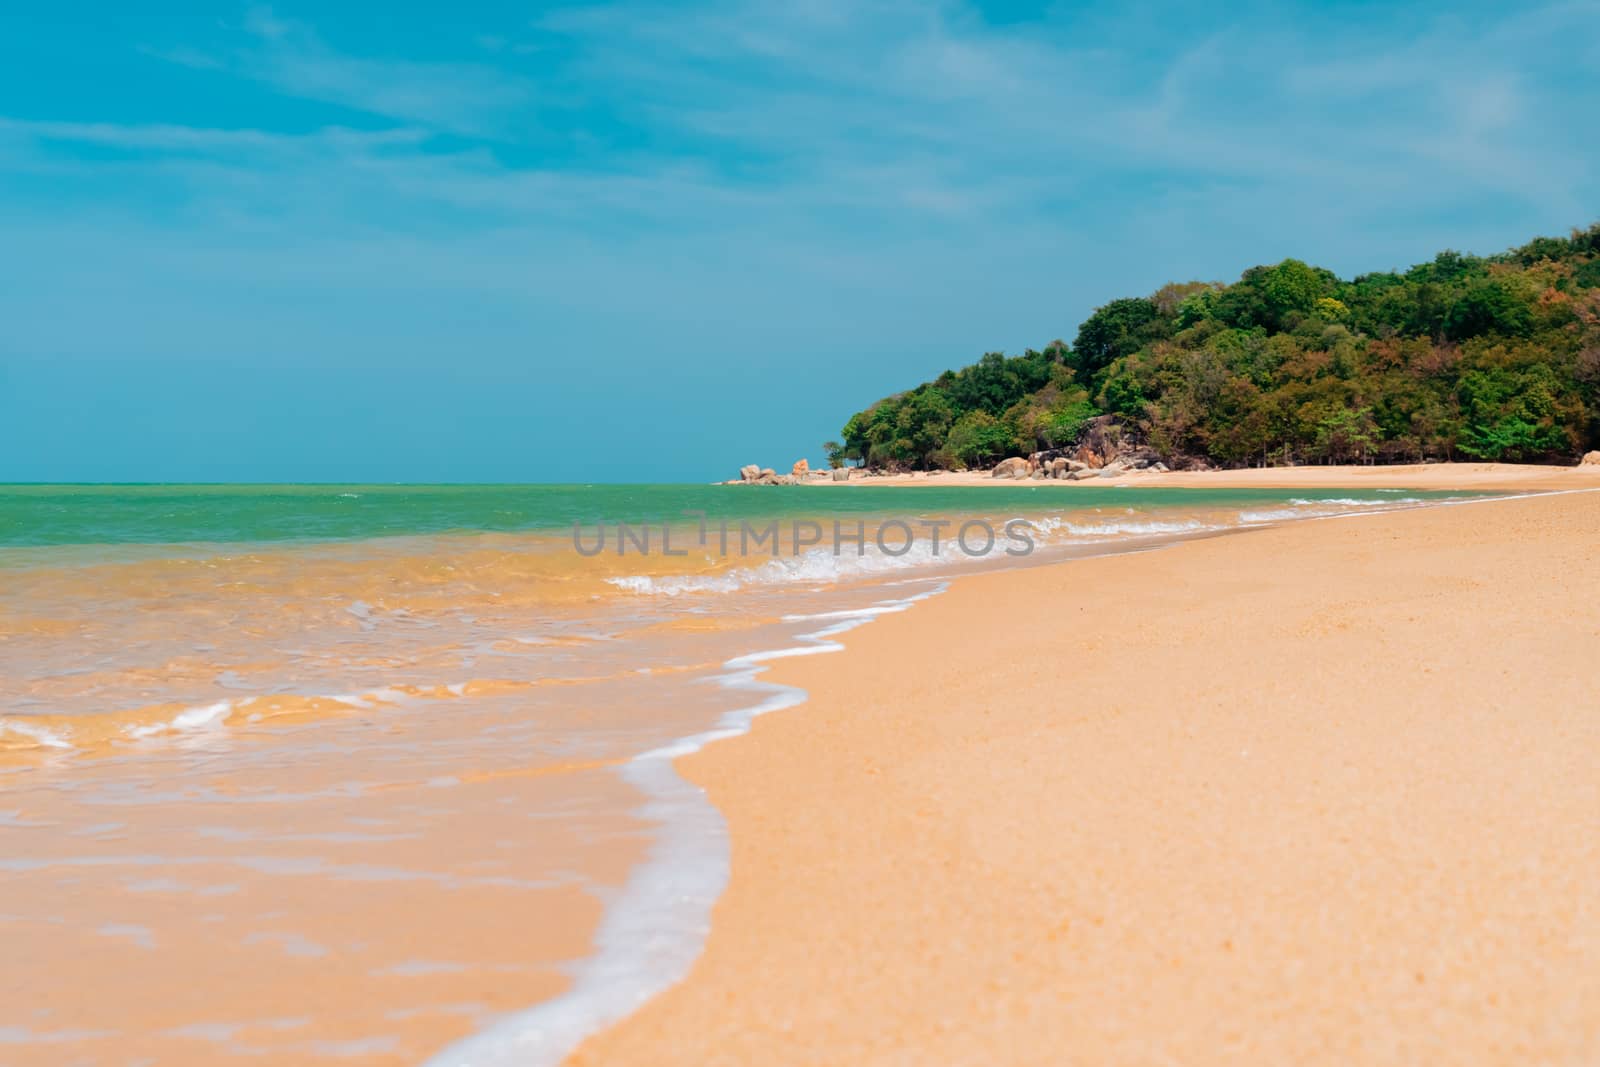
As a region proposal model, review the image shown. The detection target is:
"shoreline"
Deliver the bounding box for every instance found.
[568,486,1600,1064]
[796,460,1598,492]
[424,585,947,1067]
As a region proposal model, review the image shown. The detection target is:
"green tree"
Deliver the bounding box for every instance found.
[1071,298,1160,378]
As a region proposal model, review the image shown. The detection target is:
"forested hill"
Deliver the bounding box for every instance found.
[834,223,1600,470]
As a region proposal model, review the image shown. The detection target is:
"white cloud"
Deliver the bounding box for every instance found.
[153,5,536,137]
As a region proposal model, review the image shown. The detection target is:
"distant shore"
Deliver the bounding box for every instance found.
[800,460,1598,492]
[573,484,1600,1065]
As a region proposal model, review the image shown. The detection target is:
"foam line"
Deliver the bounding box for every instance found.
[424,586,945,1067]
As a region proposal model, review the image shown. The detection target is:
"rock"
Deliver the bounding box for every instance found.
[1152,462,1170,472]
[1582,450,1600,466]
[1048,458,1070,476]
[739,464,761,482]
[831,468,850,482]
[1031,469,1047,480]
[792,458,810,478]
[1097,465,1125,479]
[1067,460,1088,472]
[759,468,776,480]
[1067,468,1098,481]
[992,457,1030,479]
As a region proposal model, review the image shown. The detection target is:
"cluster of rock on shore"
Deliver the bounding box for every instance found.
[989,450,1169,480]
[726,448,1171,484]
[730,446,1600,485]
[731,459,850,485]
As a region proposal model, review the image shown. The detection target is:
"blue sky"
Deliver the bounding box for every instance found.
[2,2,1597,482]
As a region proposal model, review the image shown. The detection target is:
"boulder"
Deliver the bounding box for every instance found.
[739,464,761,482]
[992,457,1030,479]
[1582,450,1600,466]
[1031,469,1047,480]
[1067,468,1098,481]
[759,468,776,480]
[831,468,850,482]
[792,458,811,478]
[1048,458,1070,476]
[1097,465,1125,479]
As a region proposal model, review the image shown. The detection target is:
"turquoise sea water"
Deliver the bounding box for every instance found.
[0,483,1485,549]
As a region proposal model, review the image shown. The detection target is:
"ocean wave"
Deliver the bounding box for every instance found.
[1287,497,1421,507]
[1240,497,1422,524]
[606,542,966,596]
[1057,518,1214,538]
[0,718,74,751]
[0,683,490,760]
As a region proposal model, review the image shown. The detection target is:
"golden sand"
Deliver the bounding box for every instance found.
[819,459,1599,491]
[571,488,1600,1065]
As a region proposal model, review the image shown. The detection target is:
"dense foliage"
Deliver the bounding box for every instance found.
[838,224,1600,469]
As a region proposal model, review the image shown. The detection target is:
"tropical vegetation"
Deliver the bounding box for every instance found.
[835,223,1600,470]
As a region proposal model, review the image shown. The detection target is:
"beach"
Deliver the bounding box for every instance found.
[570,482,1600,1065]
[813,459,1590,492]
[2,472,1597,1063]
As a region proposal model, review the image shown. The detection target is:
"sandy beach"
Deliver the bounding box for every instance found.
[571,481,1600,1065]
[814,460,1595,492]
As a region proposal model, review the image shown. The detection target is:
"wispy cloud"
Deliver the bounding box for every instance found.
[0,117,427,153]
[153,5,535,137]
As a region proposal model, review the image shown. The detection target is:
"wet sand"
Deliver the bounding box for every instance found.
[572,488,1600,1065]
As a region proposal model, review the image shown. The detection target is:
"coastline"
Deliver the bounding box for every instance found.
[802,460,1598,491]
[568,486,1600,1065]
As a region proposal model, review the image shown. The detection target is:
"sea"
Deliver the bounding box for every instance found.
[0,482,1483,1065]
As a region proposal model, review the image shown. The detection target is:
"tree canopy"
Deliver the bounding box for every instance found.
[837,223,1600,469]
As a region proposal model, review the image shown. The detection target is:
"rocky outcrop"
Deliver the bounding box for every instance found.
[732,463,806,486]
[1583,450,1600,466]
[831,468,850,481]
[792,458,810,477]
[1027,417,1187,477]
[992,457,1030,479]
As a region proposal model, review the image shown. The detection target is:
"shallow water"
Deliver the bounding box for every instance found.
[0,483,1482,1064]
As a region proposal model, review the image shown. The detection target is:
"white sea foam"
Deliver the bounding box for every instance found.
[1239,497,1423,524]
[1287,497,1421,507]
[606,513,1235,596]
[1059,518,1213,538]
[0,719,73,749]
[424,586,944,1067]
[124,701,234,740]
[606,541,964,596]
